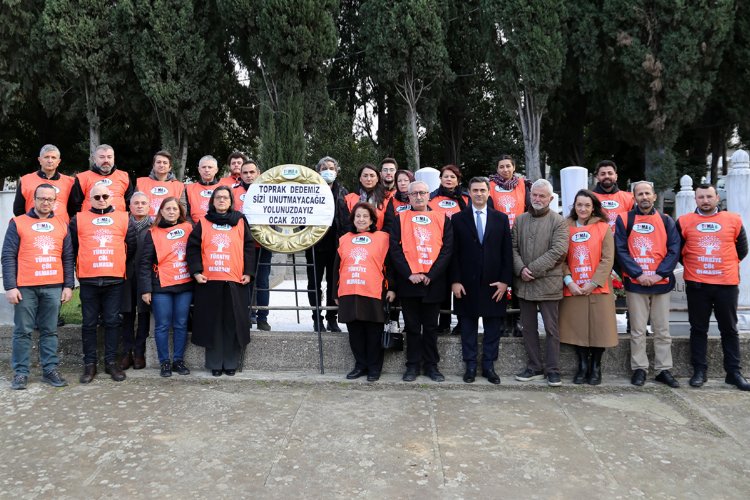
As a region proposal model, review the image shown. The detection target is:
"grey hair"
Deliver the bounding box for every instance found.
[198,155,218,167]
[531,178,554,196]
[316,156,339,172]
[130,191,149,200]
[408,180,429,193]
[39,144,60,157]
[94,144,114,154]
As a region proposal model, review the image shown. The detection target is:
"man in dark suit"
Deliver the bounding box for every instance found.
[450,177,513,384]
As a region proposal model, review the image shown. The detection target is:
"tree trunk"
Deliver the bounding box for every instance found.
[177,130,189,182]
[710,125,721,183]
[84,81,100,157]
[518,90,542,180]
[405,103,420,171]
[644,144,666,211]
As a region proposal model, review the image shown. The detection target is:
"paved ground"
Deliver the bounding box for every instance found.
[1,369,749,499]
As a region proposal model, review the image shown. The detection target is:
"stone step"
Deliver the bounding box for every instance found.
[2,325,748,378]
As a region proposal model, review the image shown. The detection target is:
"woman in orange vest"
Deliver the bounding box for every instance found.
[344,164,387,230]
[559,189,617,385]
[186,186,254,376]
[334,202,395,382]
[139,197,194,377]
[428,165,469,335]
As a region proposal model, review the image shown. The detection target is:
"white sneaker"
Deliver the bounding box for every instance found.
[388,321,401,333]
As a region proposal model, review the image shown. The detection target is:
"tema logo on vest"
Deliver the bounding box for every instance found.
[437,200,457,209]
[352,235,371,245]
[211,224,231,231]
[200,190,213,198]
[167,228,186,240]
[632,223,654,234]
[571,231,591,243]
[92,217,114,226]
[601,200,619,209]
[697,222,722,233]
[31,222,54,232]
[494,185,510,192]
[95,178,113,186]
[411,215,432,225]
[151,186,169,196]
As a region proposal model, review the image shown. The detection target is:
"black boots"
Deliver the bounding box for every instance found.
[573,346,590,384]
[588,347,604,385]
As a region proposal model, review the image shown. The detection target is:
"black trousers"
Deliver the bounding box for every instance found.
[122,284,150,355]
[80,283,123,364]
[460,315,503,372]
[686,281,742,373]
[401,298,441,371]
[305,247,337,322]
[346,320,384,375]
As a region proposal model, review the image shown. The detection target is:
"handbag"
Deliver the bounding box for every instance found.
[381,301,404,351]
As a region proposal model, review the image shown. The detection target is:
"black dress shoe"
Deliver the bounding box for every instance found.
[725,371,750,391]
[482,369,501,385]
[224,369,236,376]
[366,374,380,382]
[655,370,680,388]
[105,362,126,382]
[425,369,445,382]
[631,368,647,386]
[211,369,223,377]
[327,319,342,333]
[689,369,707,387]
[346,368,367,379]
[79,363,97,384]
[463,369,476,383]
[402,369,418,382]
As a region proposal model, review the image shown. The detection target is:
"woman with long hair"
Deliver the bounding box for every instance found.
[559,189,617,385]
[344,164,387,230]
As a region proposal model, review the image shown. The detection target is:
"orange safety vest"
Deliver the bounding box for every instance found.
[200,217,245,282]
[233,185,249,212]
[625,211,669,285]
[186,183,217,223]
[564,221,610,296]
[428,195,468,219]
[399,210,445,274]
[594,190,634,232]
[20,172,74,222]
[150,222,193,288]
[337,231,389,299]
[77,169,130,212]
[489,179,526,228]
[14,214,68,287]
[345,192,386,230]
[219,176,239,188]
[391,198,411,214]
[679,211,743,285]
[75,211,128,278]
[136,177,185,217]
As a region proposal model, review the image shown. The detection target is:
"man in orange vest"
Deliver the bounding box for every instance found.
[185,155,221,223]
[3,184,75,390]
[592,160,634,232]
[136,150,185,218]
[615,181,680,388]
[220,151,248,187]
[390,180,454,382]
[380,157,398,201]
[70,185,137,383]
[68,144,134,214]
[14,144,75,223]
[677,184,750,391]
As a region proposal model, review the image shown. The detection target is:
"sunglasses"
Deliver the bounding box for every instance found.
[93,194,110,201]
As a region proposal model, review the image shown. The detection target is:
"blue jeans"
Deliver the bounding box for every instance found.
[249,247,272,321]
[152,291,193,363]
[12,286,63,375]
[80,282,123,364]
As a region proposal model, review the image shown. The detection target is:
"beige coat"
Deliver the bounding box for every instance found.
[512,207,569,301]
[559,217,618,347]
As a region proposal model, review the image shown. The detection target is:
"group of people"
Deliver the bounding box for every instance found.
[4,147,749,392]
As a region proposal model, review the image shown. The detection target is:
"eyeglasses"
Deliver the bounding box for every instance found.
[92,194,110,201]
[381,167,397,173]
[214,195,231,201]
[408,191,429,197]
[35,197,55,203]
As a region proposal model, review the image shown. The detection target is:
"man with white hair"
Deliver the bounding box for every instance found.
[185,155,221,223]
[512,179,569,386]
[14,144,75,222]
[390,180,453,382]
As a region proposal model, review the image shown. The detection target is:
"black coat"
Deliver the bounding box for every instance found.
[449,206,513,317]
[389,209,453,303]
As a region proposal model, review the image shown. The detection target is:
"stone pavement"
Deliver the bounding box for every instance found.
[1,370,749,499]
